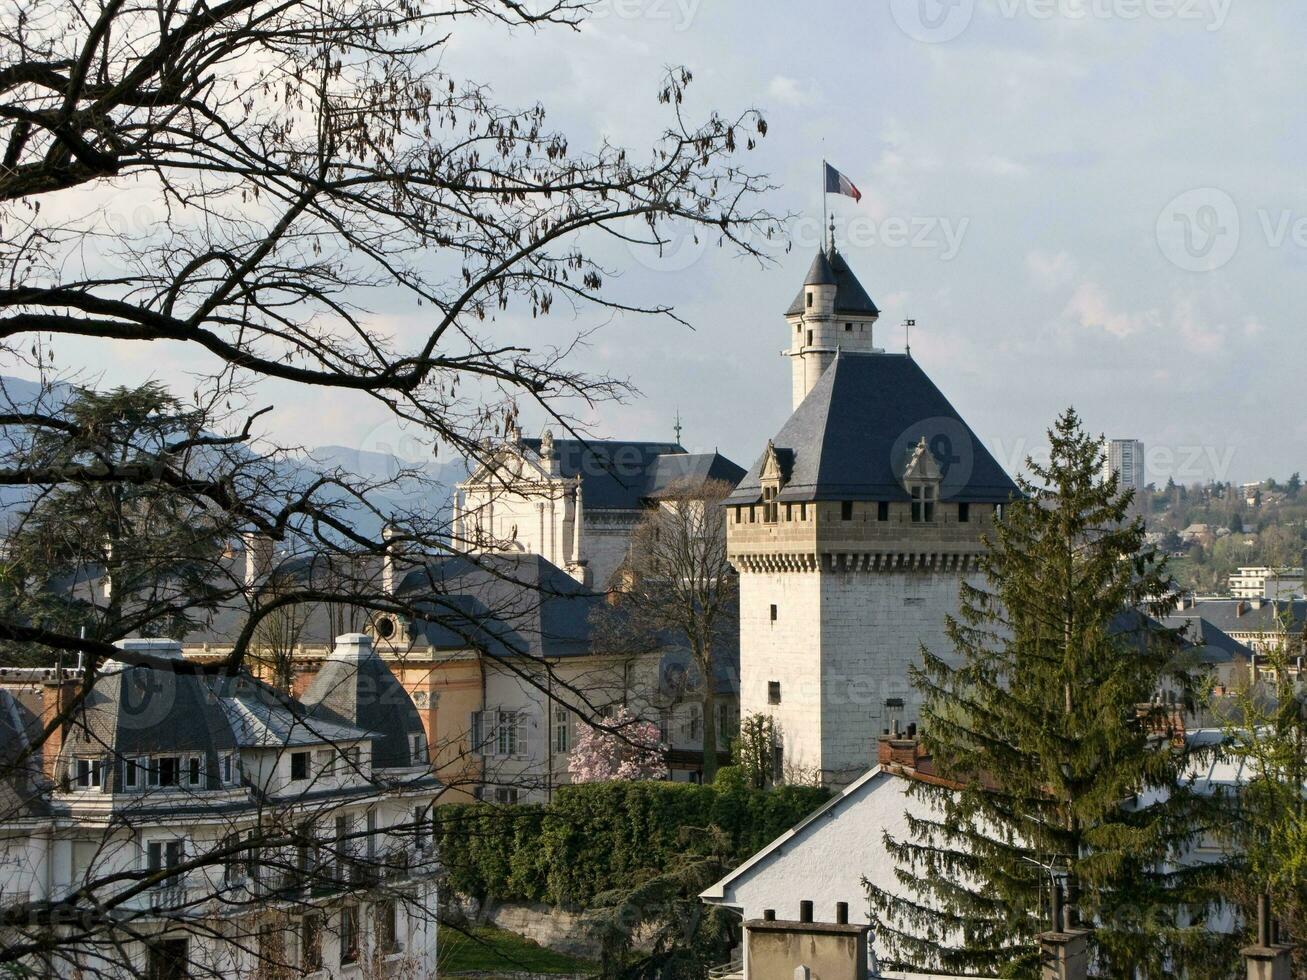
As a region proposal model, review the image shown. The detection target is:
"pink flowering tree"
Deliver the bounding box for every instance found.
[568,705,669,783]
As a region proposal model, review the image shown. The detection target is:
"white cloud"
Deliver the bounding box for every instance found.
[1025,250,1078,291]
[766,75,816,108]
[1061,281,1160,339]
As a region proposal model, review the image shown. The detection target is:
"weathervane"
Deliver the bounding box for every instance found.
[673,409,683,445]
[904,319,915,357]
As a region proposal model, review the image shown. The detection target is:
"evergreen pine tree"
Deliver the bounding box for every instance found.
[867,408,1230,979]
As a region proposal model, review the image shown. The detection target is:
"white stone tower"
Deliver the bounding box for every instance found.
[729,247,1017,786]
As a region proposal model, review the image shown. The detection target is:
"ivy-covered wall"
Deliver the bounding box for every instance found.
[434,779,831,908]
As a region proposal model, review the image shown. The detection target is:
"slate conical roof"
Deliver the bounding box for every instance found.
[301,633,425,770]
[729,352,1018,505]
[786,246,880,317]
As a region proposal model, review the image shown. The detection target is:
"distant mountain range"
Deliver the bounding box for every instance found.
[0,376,467,540]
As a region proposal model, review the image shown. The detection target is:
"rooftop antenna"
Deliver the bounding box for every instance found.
[673,409,683,446]
[903,319,915,357]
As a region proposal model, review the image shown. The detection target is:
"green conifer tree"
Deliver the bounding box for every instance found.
[867,408,1230,979]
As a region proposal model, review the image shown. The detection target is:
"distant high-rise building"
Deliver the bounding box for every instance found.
[1103,438,1146,509]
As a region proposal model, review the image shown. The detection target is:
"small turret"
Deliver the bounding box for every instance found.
[784,238,882,410]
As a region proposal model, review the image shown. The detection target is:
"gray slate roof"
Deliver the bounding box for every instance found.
[1171,599,1307,638]
[729,352,1020,505]
[646,452,747,498]
[785,247,880,317]
[301,634,426,770]
[512,440,746,511]
[397,553,601,660]
[1161,614,1257,664]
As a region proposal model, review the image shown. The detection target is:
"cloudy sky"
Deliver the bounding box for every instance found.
[41,1,1307,486]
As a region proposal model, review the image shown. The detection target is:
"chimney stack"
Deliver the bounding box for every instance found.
[877,731,926,771]
[242,532,275,589]
[1038,883,1091,980]
[382,525,405,596]
[1242,894,1293,980]
[41,669,81,786]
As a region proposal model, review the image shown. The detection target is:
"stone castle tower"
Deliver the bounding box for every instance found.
[728,243,1018,786]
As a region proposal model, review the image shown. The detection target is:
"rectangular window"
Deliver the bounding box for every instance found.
[340,905,360,965]
[366,810,378,859]
[553,705,571,754]
[800,503,807,521]
[806,329,813,345]
[841,500,854,521]
[496,710,518,757]
[686,705,702,743]
[124,758,139,790]
[335,814,352,875]
[877,501,890,522]
[769,603,778,622]
[75,758,102,789]
[147,938,188,980]
[187,756,202,787]
[717,702,736,750]
[733,506,741,524]
[785,502,792,521]
[411,732,426,763]
[222,832,241,885]
[911,486,937,523]
[958,502,970,523]
[345,747,361,772]
[221,754,234,784]
[749,505,756,523]
[845,322,852,332]
[772,743,785,784]
[290,751,310,781]
[301,914,323,972]
[377,898,401,953]
[150,756,180,788]
[806,291,813,308]
[413,805,428,849]
[658,709,671,744]
[768,681,782,705]
[494,786,519,805]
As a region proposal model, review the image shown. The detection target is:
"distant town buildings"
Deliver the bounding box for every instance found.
[1228,565,1305,600]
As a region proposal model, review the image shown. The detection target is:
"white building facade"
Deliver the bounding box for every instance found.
[0,635,441,979]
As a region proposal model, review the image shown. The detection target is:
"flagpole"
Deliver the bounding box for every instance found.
[821,158,827,253]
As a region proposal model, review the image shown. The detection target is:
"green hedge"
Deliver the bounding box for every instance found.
[434,780,830,908]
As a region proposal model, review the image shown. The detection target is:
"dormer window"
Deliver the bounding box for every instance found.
[911,485,937,523]
[74,758,104,790]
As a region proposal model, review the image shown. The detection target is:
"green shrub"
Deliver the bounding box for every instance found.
[434,780,829,908]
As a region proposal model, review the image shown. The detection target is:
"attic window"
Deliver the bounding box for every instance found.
[74,758,104,790]
[911,485,937,523]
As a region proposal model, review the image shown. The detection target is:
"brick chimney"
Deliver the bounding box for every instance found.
[877,724,926,771]
[40,670,81,786]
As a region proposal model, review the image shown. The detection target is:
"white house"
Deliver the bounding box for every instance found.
[0,634,441,979]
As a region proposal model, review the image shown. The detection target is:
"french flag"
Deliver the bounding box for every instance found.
[824,162,862,202]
